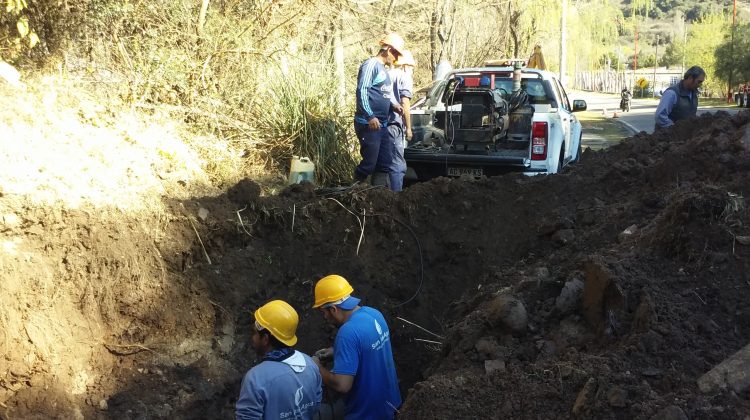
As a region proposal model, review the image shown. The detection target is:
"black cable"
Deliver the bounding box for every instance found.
[370,213,425,309]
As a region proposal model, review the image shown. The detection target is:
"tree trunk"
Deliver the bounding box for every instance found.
[430,0,440,74]
[509,11,521,57]
[197,0,210,40]
[560,0,567,84]
[334,14,346,110]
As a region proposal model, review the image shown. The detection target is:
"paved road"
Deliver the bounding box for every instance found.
[568,90,744,134]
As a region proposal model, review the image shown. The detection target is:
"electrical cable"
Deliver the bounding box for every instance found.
[368,213,425,310]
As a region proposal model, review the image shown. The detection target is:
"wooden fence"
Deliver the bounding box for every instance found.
[573,71,633,93]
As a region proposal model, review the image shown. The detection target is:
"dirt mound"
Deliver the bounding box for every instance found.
[399,111,750,419]
[1,110,750,419]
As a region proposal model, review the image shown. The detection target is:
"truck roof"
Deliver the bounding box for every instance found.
[444,67,555,80]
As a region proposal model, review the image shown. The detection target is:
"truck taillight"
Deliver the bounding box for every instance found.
[531,122,548,161]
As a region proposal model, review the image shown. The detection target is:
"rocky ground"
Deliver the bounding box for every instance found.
[2,110,750,419]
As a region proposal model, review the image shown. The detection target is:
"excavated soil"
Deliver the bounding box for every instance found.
[2,110,750,419]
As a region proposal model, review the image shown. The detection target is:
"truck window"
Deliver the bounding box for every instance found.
[549,79,567,111]
[554,79,572,111]
[522,79,549,104]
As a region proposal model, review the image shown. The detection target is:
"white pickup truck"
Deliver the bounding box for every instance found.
[405,65,587,181]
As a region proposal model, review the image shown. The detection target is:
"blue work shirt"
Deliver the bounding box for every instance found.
[332,306,402,420]
[387,67,414,127]
[355,58,394,126]
[236,350,322,420]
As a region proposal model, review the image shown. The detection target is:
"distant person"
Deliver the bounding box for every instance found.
[311,274,402,419]
[620,87,632,112]
[353,33,406,187]
[386,49,416,192]
[236,300,322,420]
[654,66,706,129]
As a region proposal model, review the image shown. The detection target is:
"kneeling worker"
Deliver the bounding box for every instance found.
[236,300,322,420]
[311,274,401,419]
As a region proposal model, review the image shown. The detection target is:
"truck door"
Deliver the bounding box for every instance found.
[551,79,572,159]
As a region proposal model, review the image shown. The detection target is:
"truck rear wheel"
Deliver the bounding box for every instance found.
[571,135,582,164]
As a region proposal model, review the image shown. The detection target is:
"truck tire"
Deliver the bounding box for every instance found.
[571,135,582,164]
[557,147,565,173]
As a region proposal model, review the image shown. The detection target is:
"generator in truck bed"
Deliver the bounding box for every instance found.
[405,65,587,181]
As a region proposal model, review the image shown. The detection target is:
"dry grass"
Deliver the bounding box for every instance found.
[0,70,244,399]
[0,74,247,212]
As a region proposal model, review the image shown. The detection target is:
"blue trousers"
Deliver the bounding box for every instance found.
[354,122,393,183]
[387,124,407,192]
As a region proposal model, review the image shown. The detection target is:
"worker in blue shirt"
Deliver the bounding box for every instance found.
[311,275,402,419]
[353,33,406,187]
[386,50,416,192]
[236,300,322,420]
[655,66,705,130]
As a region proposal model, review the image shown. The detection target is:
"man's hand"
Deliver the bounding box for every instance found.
[368,117,380,131]
[392,104,404,115]
[405,128,413,141]
[314,347,334,360]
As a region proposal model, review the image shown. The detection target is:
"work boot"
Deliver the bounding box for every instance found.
[371,171,390,188]
[350,173,367,187]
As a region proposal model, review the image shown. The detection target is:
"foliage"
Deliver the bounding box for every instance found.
[715,23,750,86]
[5,0,738,182]
[0,0,39,61]
[256,60,357,185]
[683,12,729,95]
[569,0,624,71]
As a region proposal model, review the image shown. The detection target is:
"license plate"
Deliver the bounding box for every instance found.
[447,167,483,177]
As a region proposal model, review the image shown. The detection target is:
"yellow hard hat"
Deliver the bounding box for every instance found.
[395,50,416,67]
[312,274,354,308]
[379,33,406,56]
[254,300,299,346]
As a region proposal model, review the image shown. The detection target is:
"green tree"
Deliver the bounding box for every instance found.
[568,0,623,71]
[684,12,729,95]
[715,23,750,87]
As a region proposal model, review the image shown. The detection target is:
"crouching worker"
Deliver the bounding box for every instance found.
[311,274,402,419]
[236,300,322,420]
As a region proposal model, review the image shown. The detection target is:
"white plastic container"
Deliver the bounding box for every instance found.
[288,156,315,185]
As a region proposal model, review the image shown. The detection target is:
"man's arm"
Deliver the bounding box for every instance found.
[315,363,354,393]
[401,96,412,140]
[655,90,677,128]
[357,59,380,130]
[399,72,414,140]
[236,372,265,420]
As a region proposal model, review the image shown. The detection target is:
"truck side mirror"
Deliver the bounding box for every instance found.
[572,99,587,112]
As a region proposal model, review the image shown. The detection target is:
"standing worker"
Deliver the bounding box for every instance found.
[311,274,402,419]
[353,33,406,187]
[236,300,322,420]
[387,50,416,192]
[654,66,706,130]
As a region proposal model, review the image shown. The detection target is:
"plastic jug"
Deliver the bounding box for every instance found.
[288,156,315,185]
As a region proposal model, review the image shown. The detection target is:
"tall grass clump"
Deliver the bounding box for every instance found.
[257,60,358,185]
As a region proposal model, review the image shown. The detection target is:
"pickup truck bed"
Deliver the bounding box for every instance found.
[405,66,585,181]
